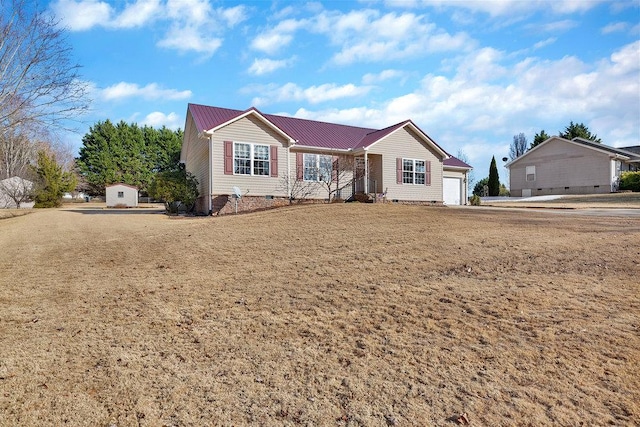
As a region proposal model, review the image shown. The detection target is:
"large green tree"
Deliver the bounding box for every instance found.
[76,120,182,195]
[488,156,500,196]
[530,129,550,150]
[559,121,601,143]
[33,149,76,208]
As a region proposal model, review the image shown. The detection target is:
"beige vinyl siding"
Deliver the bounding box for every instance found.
[183,113,210,207]
[510,139,612,196]
[286,150,350,200]
[211,115,289,197]
[367,127,444,201]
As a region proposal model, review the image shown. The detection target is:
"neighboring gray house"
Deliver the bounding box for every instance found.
[180,103,472,215]
[106,183,139,208]
[506,136,640,197]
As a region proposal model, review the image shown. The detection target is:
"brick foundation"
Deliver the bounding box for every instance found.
[212,195,292,215]
[203,194,444,215]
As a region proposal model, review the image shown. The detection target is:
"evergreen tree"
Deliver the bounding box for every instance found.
[530,129,550,150]
[76,121,183,195]
[559,121,601,143]
[33,150,76,208]
[488,156,500,196]
[148,164,199,215]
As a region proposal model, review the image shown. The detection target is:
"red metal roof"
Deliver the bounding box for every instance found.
[443,156,472,169]
[187,103,455,159]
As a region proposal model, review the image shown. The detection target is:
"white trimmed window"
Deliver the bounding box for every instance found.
[304,153,332,182]
[526,165,536,182]
[234,142,270,176]
[402,159,426,184]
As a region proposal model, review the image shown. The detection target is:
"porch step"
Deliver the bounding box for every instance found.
[352,192,374,203]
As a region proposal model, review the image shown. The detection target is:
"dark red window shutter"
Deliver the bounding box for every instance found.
[332,155,339,181]
[296,153,303,180]
[224,141,233,175]
[396,158,402,184]
[270,146,278,177]
[425,160,431,186]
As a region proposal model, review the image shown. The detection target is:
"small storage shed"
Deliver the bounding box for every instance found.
[106,183,139,208]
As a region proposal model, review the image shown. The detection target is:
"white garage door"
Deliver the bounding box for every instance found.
[443,177,462,205]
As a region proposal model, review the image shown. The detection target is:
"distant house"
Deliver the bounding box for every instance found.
[105,183,138,208]
[180,103,472,215]
[0,177,34,209]
[506,137,640,197]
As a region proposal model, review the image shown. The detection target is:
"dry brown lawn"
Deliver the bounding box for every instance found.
[0,203,638,426]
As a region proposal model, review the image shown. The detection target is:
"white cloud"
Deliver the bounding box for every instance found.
[248,82,373,106]
[533,37,557,50]
[250,19,306,54]
[102,82,192,101]
[248,58,294,76]
[250,9,472,65]
[536,19,578,33]
[384,0,603,17]
[140,112,182,130]
[158,25,223,55]
[113,0,162,28]
[601,22,628,34]
[51,0,245,56]
[362,69,405,84]
[220,5,248,27]
[51,0,112,31]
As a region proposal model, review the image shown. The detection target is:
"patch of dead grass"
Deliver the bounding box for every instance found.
[0,204,638,426]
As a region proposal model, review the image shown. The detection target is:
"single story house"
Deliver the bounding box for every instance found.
[506,136,640,197]
[106,183,139,208]
[180,103,472,215]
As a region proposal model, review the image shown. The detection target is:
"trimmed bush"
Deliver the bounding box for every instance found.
[619,171,640,192]
[469,194,481,206]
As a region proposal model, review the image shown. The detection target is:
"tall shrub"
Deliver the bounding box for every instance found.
[488,156,500,196]
[619,171,640,192]
[33,150,77,208]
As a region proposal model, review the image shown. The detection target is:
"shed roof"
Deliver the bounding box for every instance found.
[106,183,139,190]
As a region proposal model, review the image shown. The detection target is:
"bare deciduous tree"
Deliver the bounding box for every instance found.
[318,154,358,202]
[277,172,319,204]
[0,128,38,179]
[509,133,528,161]
[0,175,32,208]
[0,0,89,137]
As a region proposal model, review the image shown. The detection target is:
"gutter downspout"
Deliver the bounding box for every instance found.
[287,144,291,200]
[208,134,213,215]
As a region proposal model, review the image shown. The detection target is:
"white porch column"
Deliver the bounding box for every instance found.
[364,150,369,194]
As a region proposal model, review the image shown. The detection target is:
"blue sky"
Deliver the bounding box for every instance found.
[48,0,640,183]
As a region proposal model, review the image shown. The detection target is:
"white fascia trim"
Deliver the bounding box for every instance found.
[205,110,295,144]
[290,146,352,154]
[363,122,448,158]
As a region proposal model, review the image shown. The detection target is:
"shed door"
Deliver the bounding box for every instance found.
[443,177,461,205]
